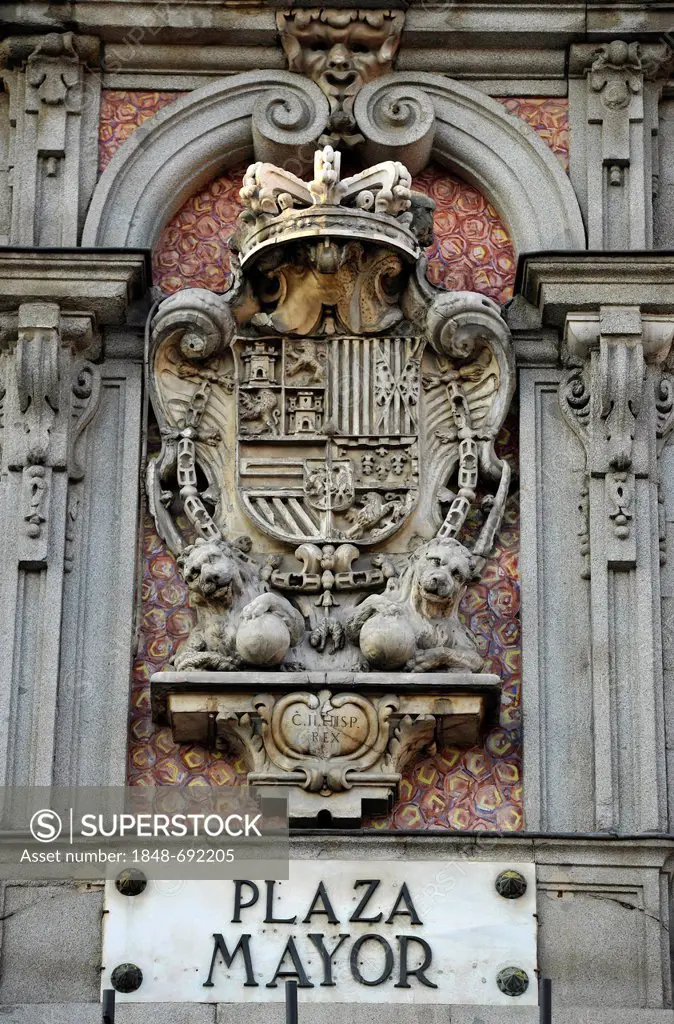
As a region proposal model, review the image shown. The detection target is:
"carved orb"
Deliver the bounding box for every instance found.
[236,614,291,667]
[359,613,416,670]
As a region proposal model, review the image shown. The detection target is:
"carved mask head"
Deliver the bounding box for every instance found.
[277,8,405,116]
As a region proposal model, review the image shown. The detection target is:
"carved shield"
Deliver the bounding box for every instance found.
[236,335,423,545]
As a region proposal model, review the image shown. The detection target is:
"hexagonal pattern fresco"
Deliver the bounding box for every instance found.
[99,89,567,828]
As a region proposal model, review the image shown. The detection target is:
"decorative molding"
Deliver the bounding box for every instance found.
[7,0,674,47]
[82,69,585,254]
[0,249,151,322]
[516,253,674,331]
[0,33,101,246]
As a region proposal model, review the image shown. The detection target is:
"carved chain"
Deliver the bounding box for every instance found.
[436,379,479,541]
[176,379,222,544]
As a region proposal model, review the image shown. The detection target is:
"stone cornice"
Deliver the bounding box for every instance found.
[516,252,674,329]
[3,2,674,48]
[97,41,568,87]
[283,833,674,870]
[0,249,151,323]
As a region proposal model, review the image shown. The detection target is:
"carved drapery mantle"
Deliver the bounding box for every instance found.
[148,147,515,822]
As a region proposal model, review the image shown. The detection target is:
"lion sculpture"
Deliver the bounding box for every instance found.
[173,538,305,671]
[345,537,483,672]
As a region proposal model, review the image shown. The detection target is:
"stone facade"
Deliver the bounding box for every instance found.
[0,1,674,1020]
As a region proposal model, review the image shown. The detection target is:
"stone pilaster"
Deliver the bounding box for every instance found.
[0,33,100,246]
[512,254,674,833]
[0,250,149,789]
[569,41,672,249]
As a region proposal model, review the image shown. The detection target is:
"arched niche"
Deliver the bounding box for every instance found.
[83,69,586,255]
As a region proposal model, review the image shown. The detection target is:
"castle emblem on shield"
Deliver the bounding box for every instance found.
[235,335,422,545]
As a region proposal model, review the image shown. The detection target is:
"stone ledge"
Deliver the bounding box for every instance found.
[1,1004,671,1024]
[151,669,501,726]
[152,671,501,824]
[516,252,674,329]
[0,249,151,324]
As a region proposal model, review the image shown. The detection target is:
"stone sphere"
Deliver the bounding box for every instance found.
[236,614,291,667]
[359,613,416,670]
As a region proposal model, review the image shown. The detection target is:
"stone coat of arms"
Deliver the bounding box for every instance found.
[147,146,515,819]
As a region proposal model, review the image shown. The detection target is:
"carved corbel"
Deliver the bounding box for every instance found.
[560,307,674,572]
[156,673,498,821]
[0,302,100,568]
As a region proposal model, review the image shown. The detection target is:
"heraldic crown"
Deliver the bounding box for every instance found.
[235,145,431,267]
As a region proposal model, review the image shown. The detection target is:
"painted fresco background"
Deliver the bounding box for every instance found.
[101,90,569,829]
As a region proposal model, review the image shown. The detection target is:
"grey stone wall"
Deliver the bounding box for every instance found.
[1,837,674,1020]
[0,1,673,1019]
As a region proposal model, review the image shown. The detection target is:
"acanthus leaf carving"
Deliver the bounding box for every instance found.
[69,360,101,482]
[384,713,437,776]
[15,302,60,468]
[560,365,591,442]
[655,372,674,445]
[599,336,643,472]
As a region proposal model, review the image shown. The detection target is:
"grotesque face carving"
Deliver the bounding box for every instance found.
[277,8,404,121]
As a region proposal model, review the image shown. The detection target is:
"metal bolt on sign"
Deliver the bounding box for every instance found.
[115,868,147,897]
[495,869,528,899]
[496,966,530,997]
[111,963,144,993]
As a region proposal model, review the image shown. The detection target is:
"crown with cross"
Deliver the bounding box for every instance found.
[234,145,435,268]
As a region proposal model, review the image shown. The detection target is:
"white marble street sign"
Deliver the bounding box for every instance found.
[102,859,537,1005]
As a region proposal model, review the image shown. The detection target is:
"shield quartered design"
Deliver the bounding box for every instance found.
[235,335,424,546]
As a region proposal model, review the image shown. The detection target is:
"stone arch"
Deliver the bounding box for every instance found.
[355,73,586,252]
[83,70,586,253]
